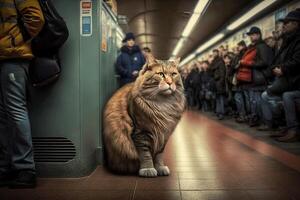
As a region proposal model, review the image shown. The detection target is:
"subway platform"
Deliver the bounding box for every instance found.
[1,111,300,200]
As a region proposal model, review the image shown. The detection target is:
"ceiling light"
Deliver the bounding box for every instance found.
[171,0,210,57]
[180,53,196,67]
[194,0,210,14]
[172,38,185,56]
[182,0,210,37]
[195,33,224,53]
[179,33,224,66]
[227,0,277,31]
[182,14,200,37]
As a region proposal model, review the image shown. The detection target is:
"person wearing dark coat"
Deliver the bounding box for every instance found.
[261,9,300,142]
[200,61,215,111]
[185,66,200,108]
[224,53,236,115]
[242,27,274,127]
[116,32,146,87]
[211,49,227,120]
[259,20,289,132]
[193,63,203,110]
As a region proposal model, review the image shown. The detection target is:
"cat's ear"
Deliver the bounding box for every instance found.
[139,54,157,75]
[172,57,181,67]
[146,54,157,66]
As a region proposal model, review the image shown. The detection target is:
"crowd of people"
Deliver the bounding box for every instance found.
[181,8,300,143]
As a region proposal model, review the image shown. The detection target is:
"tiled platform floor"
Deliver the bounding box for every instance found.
[1,111,300,200]
[203,111,300,156]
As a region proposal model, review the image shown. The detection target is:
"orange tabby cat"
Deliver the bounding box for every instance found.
[103,56,185,177]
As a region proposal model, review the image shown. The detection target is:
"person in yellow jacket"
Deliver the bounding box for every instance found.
[0,0,44,188]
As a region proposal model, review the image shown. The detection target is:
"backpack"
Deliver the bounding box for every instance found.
[30,0,69,88]
[15,0,69,87]
[32,0,69,56]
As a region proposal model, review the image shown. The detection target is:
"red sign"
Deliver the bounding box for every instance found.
[82,2,91,9]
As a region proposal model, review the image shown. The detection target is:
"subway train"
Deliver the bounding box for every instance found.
[1,0,300,199]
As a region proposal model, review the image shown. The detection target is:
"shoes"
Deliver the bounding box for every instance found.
[257,124,277,131]
[0,171,14,187]
[257,124,269,131]
[270,131,287,138]
[217,114,224,120]
[9,170,36,189]
[275,130,300,143]
[236,116,246,123]
[249,117,260,127]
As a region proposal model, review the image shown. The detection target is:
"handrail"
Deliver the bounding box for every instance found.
[102,1,118,23]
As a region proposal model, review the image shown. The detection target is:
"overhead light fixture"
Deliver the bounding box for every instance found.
[117,15,128,25]
[195,33,224,53]
[182,0,210,37]
[171,0,210,57]
[180,53,196,67]
[227,0,277,31]
[172,38,185,56]
[194,0,210,14]
[182,14,200,37]
[179,33,224,66]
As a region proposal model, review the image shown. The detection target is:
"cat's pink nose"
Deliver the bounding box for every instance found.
[165,76,172,85]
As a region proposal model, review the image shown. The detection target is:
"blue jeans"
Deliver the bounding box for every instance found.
[248,89,262,120]
[0,59,35,173]
[216,94,225,116]
[261,91,282,127]
[234,91,246,117]
[185,89,194,107]
[202,100,208,111]
[283,91,300,131]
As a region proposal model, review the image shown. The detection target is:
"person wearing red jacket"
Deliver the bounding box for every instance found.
[238,27,274,127]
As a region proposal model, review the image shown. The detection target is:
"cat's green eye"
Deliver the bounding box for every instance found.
[157,72,164,77]
[172,72,177,76]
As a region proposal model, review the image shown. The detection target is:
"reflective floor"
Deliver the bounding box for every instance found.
[1,111,300,200]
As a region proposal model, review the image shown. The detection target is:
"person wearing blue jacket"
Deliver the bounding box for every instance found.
[116,32,146,87]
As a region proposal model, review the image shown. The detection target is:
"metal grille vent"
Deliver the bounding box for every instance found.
[32,137,76,163]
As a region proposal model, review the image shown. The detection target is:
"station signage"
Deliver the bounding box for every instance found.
[80,0,93,36]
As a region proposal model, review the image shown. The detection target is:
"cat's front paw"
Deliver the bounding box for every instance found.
[139,168,158,178]
[156,166,170,176]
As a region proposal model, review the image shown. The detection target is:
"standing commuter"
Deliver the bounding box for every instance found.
[243,27,274,127]
[211,49,226,120]
[116,32,146,87]
[233,41,250,123]
[224,53,235,116]
[0,0,45,188]
[200,61,215,112]
[185,64,200,108]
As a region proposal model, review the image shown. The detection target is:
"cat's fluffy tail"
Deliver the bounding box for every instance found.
[103,84,139,174]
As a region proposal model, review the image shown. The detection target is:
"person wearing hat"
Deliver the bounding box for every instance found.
[239,26,274,127]
[262,8,300,142]
[116,32,146,87]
